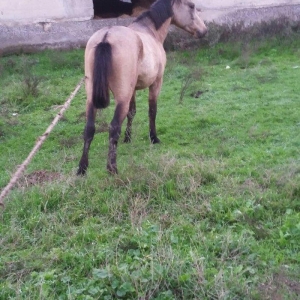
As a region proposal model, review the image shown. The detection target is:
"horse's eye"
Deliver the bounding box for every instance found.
[188,2,195,9]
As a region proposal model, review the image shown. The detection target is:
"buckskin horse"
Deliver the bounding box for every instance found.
[77,0,207,175]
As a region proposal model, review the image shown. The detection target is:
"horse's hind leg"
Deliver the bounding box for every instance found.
[107,102,130,174]
[149,77,162,144]
[124,92,136,143]
[77,104,97,175]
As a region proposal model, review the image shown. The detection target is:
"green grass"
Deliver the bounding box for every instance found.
[0,37,300,299]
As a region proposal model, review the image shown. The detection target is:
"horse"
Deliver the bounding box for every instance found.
[77,0,207,175]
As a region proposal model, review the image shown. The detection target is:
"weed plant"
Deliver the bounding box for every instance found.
[0,37,300,299]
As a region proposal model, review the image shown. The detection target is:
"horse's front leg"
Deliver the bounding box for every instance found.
[124,92,136,143]
[107,102,129,174]
[149,77,163,144]
[77,103,97,175]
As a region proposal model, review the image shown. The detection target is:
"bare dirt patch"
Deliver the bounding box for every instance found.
[17,170,61,188]
[259,270,300,299]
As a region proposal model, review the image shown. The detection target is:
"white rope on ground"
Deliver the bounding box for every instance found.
[0,77,85,209]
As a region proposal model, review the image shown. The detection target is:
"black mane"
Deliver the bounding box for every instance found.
[134,0,176,30]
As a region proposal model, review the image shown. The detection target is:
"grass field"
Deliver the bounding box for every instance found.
[0,35,300,299]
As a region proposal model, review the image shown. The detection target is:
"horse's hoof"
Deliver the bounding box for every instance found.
[123,136,131,143]
[77,164,87,176]
[77,168,86,176]
[107,164,118,175]
[150,136,160,144]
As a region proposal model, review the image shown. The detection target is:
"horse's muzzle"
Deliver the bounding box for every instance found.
[197,28,208,38]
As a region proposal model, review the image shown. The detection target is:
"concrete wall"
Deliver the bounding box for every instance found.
[198,0,300,9]
[0,0,299,26]
[196,0,300,22]
[0,0,299,54]
[0,0,93,25]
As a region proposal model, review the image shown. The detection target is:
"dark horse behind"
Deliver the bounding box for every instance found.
[77,0,207,175]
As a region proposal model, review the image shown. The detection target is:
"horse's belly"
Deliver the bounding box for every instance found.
[135,74,157,90]
[136,60,163,90]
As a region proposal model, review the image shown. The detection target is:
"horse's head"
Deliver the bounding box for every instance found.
[172,0,207,38]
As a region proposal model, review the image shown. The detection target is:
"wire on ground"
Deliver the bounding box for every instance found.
[0,77,85,209]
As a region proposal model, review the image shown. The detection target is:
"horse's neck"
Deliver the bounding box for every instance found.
[153,18,172,43]
[130,18,172,44]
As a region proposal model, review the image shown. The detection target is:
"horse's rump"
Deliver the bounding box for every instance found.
[86,27,145,103]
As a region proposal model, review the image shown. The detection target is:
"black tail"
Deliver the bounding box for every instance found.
[92,41,112,109]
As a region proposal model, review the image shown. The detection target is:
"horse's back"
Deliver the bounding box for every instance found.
[86,26,140,52]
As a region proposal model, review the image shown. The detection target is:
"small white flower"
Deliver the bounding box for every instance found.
[12,113,18,116]
[226,65,230,69]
